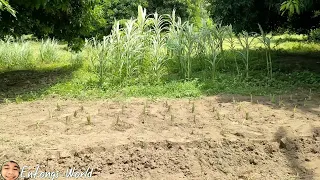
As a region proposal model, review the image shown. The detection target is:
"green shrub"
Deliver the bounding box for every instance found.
[309,28,320,42]
[0,37,35,69]
[39,38,59,63]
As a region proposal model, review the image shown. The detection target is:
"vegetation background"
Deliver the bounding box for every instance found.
[0,0,319,101]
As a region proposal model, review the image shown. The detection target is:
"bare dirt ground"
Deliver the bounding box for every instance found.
[0,94,319,180]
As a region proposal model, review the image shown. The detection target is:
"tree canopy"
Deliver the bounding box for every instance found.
[0,0,319,49]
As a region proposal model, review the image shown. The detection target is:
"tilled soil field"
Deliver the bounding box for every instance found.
[0,95,319,180]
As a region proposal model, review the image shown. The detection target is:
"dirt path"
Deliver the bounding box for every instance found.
[0,95,319,180]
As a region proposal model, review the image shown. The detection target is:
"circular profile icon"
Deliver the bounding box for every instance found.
[1,161,20,180]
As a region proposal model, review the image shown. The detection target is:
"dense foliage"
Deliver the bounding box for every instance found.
[0,0,319,48]
[0,0,16,16]
[207,0,320,33]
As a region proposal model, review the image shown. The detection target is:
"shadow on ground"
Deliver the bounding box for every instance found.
[272,53,320,73]
[274,127,315,180]
[0,65,77,102]
[272,37,308,44]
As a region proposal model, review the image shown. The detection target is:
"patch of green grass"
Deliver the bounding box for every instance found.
[0,32,320,103]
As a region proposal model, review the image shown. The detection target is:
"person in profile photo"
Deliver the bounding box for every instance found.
[1,161,20,180]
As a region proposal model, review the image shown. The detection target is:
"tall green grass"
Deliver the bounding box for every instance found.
[0,37,70,70]
[0,36,34,69]
[83,5,281,87]
[1,5,319,101]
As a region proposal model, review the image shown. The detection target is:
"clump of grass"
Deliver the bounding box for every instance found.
[270,94,276,104]
[4,98,11,104]
[15,95,23,104]
[278,96,285,107]
[70,52,84,68]
[0,37,34,69]
[39,38,60,63]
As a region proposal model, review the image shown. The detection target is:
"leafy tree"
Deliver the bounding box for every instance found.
[208,0,319,33]
[0,0,16,17]
[280,0,314,16]
[0,0,104,50]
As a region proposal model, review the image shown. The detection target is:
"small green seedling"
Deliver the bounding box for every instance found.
[121,104,125,114]
[86,115,91,125]
[36,121,40,129]
[292,105,297,118]
[15,95,22,104]
[278,96,284,107]
[271,94,275,104]
[171,114,174,124]
[49,110,53,119]
[116,114,120,125]
[236,104,241,111]
[143,103,146,115]
[4,98,11,104]
[56,103,61,111]
[216,112,220,120]
[232,97,236,104]
[65,116,71,124]
[192,102,195,113]
[74,110,78,118]
[308,89,312,100]
[241,112,250,125]
[245,112,249,120]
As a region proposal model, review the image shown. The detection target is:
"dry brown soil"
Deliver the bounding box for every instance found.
[0,95,319,180]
